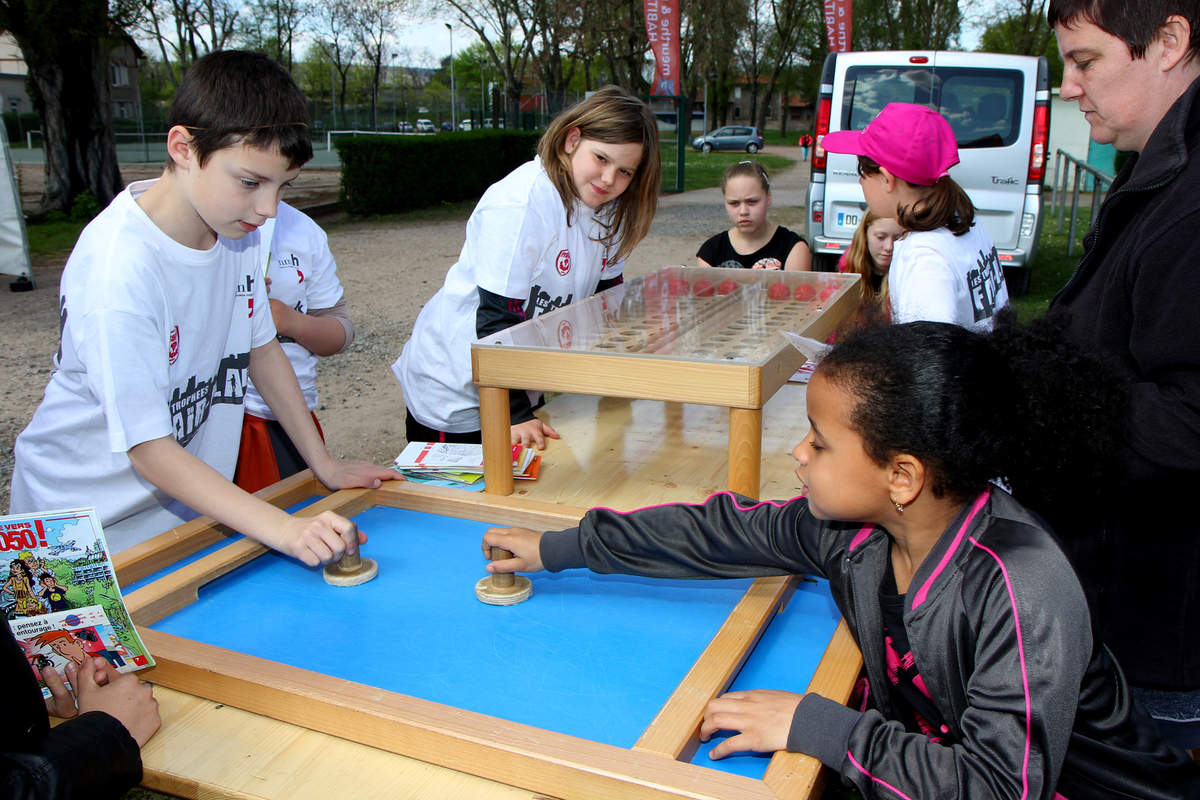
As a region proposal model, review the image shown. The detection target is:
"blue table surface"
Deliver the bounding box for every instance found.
[140,503,842,780]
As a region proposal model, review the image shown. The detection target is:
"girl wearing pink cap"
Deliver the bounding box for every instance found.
[822,102,1010,332]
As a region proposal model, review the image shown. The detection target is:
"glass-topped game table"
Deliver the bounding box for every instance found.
[115,474,863,800]
[472,266,860,497]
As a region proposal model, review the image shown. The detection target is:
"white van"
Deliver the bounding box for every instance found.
[806,51,1050,294]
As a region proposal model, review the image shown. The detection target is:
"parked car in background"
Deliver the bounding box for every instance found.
[691,125,764,153]
[806,50,1050,293]
[415,118,436,133]
[398,121,414,132]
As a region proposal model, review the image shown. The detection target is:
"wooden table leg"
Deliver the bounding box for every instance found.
[727,407,762,499]
[479,386,514,496]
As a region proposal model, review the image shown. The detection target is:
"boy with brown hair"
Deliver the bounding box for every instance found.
[9,51,396,563]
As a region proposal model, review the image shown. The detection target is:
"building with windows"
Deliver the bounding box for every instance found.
[0,31,143,123]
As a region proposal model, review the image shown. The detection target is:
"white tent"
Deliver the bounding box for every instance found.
[0,120,33,290]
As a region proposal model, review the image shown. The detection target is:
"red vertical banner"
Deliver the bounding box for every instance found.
[824,0,853,52]
[645,0,681,96]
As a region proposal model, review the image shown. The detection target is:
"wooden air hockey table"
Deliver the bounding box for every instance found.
[472,266,860,499]
[116,474,863,800]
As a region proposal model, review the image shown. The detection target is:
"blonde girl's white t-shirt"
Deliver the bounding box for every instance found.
[242,201,346,418]
[889,224,1009,332]
[9,179,276,553]
[394,157,624,433]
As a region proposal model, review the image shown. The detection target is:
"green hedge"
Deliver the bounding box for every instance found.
[336,130,541,215]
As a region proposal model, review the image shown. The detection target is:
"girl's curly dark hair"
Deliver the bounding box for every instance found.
[816,310,1128,517]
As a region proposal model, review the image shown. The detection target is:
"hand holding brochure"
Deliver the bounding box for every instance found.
[2,507,153,698]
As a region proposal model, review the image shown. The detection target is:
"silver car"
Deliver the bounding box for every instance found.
[692,125,764,154]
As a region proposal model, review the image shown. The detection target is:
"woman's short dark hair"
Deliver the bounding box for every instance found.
[1048,0,1200,62]
[168,50,313,170]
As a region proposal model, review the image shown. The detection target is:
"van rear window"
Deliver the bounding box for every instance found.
[841,66,1024,149]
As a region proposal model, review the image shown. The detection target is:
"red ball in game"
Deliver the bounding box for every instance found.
[717,279,739,295]
[693,279,715,297]
[819,284,837,301]
[793,284,816,302]
[668,278,690,296]
[768,282,790,301]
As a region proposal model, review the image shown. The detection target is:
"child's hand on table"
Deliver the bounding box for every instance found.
[280,511,368,567]
[74,656,161,746]
[481,527,544,573]
[313,457,403,491]
[511,419,560,449]
[699,689,804,760]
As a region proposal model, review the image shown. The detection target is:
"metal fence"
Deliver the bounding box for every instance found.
[1049,148,1115,257]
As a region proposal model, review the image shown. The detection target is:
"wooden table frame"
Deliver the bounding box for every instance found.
[116,473,862,800]
[472,270,861,499]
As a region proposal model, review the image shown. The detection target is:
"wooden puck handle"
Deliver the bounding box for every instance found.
[489,546,515,588]
[337,522,361,570]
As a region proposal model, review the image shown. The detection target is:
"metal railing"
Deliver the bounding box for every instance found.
[1050,148,1115,257]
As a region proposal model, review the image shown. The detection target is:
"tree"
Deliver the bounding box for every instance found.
[0,0,129,215]
[351,0,406,130]
[308,0,361,127]
[849,0,962,50]
[130,0,240,89]
[978,2,1062,85]
[239,0,309,71]
[439,0,536,127]
[686,0,748,127]
[752,0,817,133]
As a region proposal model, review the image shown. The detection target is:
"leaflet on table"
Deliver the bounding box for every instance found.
[1,507,154,698]
[394,442,541,487]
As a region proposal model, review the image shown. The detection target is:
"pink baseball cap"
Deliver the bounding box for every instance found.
[821,102,959,186]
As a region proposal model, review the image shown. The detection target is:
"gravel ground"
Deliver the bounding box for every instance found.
[0,149,808,513]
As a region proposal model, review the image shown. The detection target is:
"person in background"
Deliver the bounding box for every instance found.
[821,103,1009,332]
[1048,0,1200,750]
[393,85,661,450]
[836,210,904,332]
[697,161,812,270]
[234,201,356,494]
[798,133,814,161]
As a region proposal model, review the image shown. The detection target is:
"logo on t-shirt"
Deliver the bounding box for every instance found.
[236,273,256,319]
[968,246,1006,322]
[168,326,180,364]
[526,284,574,317]
[555,249,571,276]
[169,351,251,447]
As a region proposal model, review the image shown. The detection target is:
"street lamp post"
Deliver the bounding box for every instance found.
[445,23,456,130]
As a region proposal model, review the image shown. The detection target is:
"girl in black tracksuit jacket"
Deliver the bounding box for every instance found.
[483,315,1200,799]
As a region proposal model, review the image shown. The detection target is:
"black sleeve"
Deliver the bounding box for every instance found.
[476,286,537,425]
[596,275,624,292]
[541,492,832,579]
[2,713,142,800]
[1,624,141,800]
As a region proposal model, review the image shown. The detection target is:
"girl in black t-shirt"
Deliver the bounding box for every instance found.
[696,161,812,270]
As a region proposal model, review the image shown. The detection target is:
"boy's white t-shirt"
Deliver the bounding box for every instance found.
[9,179,276,553]
[889,224,1010,332]
[243,201,345,418]
[394,157,623,432]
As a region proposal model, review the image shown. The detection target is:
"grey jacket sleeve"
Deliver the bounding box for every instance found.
[540,491,829,579]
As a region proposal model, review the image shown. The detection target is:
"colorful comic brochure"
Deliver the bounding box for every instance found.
[1,507,153,698]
